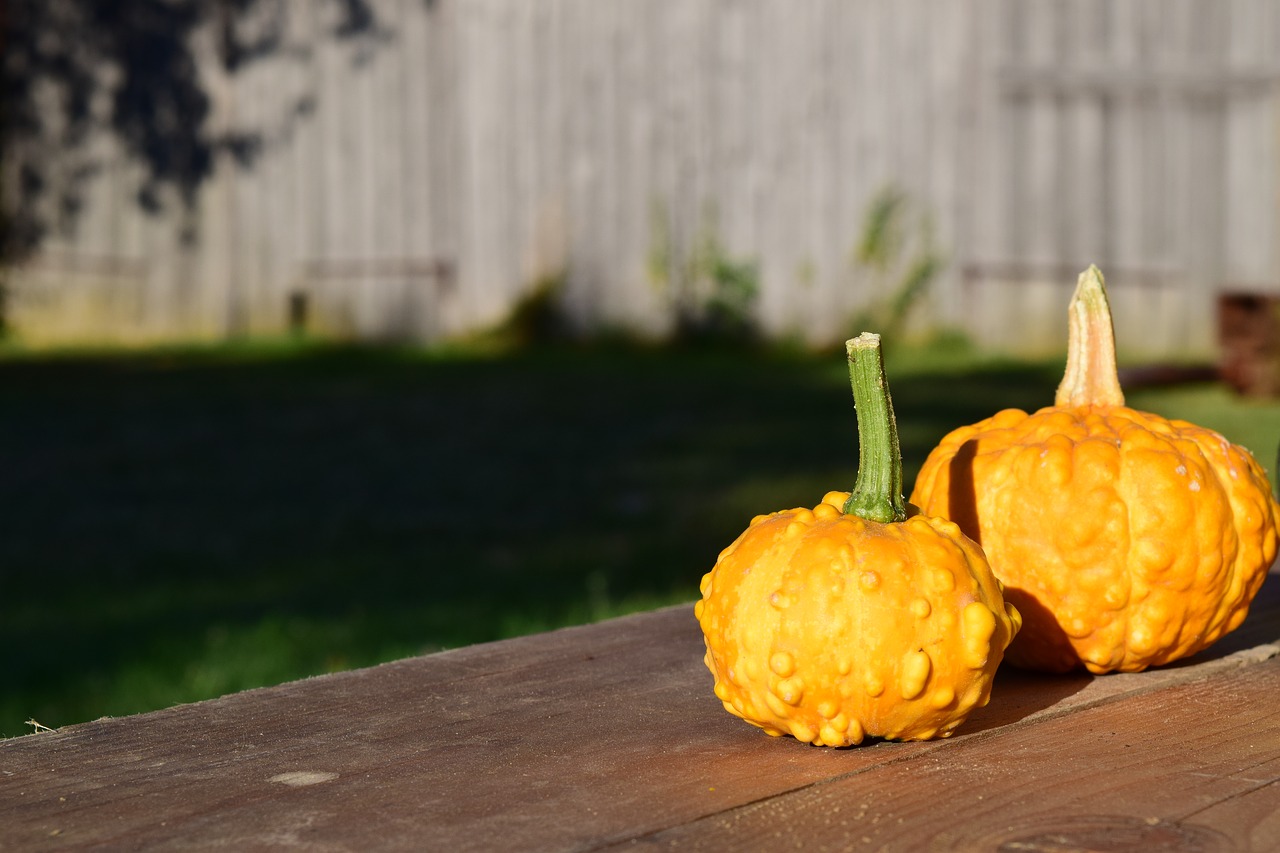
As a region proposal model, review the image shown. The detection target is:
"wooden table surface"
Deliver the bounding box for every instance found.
[4,570,1280,852]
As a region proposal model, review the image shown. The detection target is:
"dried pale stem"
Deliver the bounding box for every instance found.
[1055,265,1126,408]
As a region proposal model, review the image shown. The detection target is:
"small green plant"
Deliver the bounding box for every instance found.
[504,273,574,345]
[847,187,943,343]
[468,272,575,350]
[649,202,759,344]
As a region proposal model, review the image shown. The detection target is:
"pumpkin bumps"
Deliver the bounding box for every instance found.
[914,404,1277,673]
[696,490,1017,745]
[696,334,1019,746]
[910,267,1280,674]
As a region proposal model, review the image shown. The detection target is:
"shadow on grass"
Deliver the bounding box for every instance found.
[0,340,1061,733]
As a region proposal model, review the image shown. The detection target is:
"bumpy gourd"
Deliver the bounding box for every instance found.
[696,334,1020,746]
[910,266,1280,674]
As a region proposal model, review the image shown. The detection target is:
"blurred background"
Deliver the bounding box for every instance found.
[4,0,1280,734]
[7,0,1280,355]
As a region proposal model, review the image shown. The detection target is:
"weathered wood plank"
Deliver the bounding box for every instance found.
[1190,759,1280,853]
[622,655,1280,851]
[1,605,849,852]
[2,570,1278,851]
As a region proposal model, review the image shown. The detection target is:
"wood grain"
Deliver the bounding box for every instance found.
[1,570,1278,851]
[619,655,1280,852]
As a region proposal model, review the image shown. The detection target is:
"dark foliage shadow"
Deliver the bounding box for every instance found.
[2,0,383,262]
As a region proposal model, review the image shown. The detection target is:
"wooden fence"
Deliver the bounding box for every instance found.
[5,0,1280,355]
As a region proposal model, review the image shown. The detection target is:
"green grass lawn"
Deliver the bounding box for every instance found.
[3,338,1277,736]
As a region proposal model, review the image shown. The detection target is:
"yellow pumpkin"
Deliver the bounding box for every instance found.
[696,334,1020,745]
[910,266,1280,674]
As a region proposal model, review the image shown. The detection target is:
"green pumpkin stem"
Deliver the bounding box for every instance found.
[842,333,907,524]
[1055,265,1126,408]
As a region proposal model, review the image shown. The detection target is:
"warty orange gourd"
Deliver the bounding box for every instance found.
[910,266,1280,674]
[696,333,1020,745]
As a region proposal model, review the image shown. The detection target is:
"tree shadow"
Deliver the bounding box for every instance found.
[2,0,384,263]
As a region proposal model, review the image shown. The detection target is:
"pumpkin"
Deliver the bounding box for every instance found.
[695,333,1020,745]
[910,266,1280,674]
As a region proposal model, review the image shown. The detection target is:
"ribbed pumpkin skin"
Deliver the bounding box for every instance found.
[910,404,1279,674]
[695,490,1020,746]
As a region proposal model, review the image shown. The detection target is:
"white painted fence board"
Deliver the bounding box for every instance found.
[6,0,1280,356]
